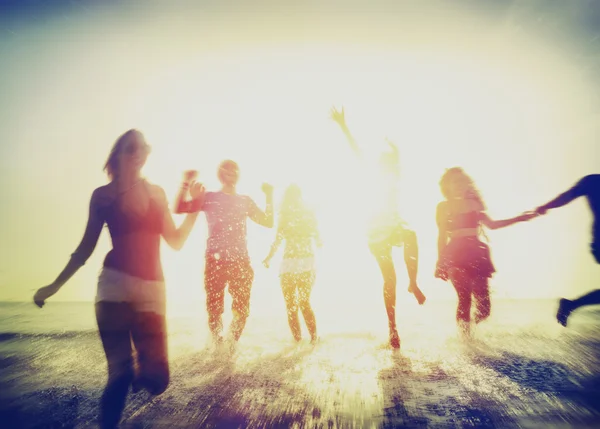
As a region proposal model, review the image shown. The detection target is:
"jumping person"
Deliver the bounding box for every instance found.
[330,106,425,349]
[176,159,274,346]
[263,184,321,344]
[435,167,535,337]
[33,129,204,429]
[533,174,600,326]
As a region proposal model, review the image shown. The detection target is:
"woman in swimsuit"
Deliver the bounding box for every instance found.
[33,129,204,429]
[435,167,535,337]
[263,185,321,344]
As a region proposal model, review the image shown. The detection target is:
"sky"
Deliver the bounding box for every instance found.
[1,0,599,309]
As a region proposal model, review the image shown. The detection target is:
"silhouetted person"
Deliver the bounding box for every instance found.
[436,167,535,337]
[33,129,204,429]
[263,184,321,344]
[330,106,425,349]
[534,174,600,326]
[176,160,274,346]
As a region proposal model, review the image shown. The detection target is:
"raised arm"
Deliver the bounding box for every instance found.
[174,170,202,214]
[480,211,536,230]
[536,176,589,215]
[34,189,105,307]
[248,183,274,228]
[161,183,204,250]
[330,106,362,157]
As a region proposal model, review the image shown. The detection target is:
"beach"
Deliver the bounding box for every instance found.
[1,299,600,428]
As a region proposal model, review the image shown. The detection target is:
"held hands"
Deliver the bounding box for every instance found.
[330,106,346,126]
[33,283,59,308]
[535,206,548,216]
[517,211,539,222]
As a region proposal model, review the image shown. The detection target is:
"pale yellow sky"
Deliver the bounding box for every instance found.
[1,1,599,307]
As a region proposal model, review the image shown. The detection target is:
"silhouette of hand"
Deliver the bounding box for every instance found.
[330,106,346,125]
[262,258,271,269]
[34,284,59,308]
[261,183,274,196]
[190,181,205,200]
[183,170,198,183]
[385,137,398,154]
[519,211,538,222]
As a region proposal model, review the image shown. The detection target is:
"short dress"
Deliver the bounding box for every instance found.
[278,210,318,278]
[438,207,495,279]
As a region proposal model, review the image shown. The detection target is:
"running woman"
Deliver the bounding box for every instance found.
[436,167,535,337]
[33,129,204,429]
[263,184,321,344]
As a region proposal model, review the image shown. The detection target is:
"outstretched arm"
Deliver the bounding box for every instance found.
[161,183,204,250]
[34,189,105,307]
[248,183,274,228]
[175,170,202,214]
[480,211,537,230]
[536,177,588,215]
[330,106,362,157]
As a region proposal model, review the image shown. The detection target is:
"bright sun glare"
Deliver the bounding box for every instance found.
[11,5,595,327]
[122,36,591,327]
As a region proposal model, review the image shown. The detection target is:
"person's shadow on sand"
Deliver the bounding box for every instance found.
[122,342,321,428]
[471,348,600,415]
[377,351,502,428]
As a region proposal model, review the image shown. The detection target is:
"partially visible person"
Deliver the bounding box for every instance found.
[176,159,274,346]
[533,174,600,326]
[436,167,535,337]
[330,106,425,349]
[33,129,204,429]
[263,184,321,344]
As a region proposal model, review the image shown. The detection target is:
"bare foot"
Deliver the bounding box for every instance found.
[389,328,401,349]
[556,298,573,327]
[408,281,426,305]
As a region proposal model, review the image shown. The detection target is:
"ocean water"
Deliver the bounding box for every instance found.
[1,298,600,428]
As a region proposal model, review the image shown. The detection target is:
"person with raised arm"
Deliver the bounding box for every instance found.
[330,106,425,349]
[263,184,321,344]
[435,167,535,337]
[176,159,274,346]
[533,174,600,326]
[33,129,205,429]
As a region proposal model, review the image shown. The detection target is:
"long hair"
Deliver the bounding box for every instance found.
[279,184,304,227]
[103,129,141,180]
[439,167,488,240]
[439,167,486,209]
[278,184,319,238]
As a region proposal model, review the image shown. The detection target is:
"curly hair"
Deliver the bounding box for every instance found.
[439,167,486,210]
